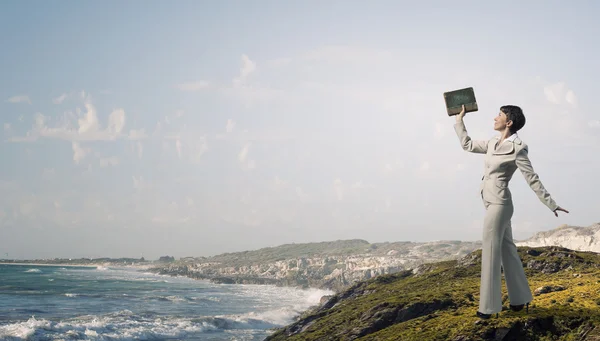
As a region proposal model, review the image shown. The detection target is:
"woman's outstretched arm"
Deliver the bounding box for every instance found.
[453,105,488,154]
[515,144,565,215]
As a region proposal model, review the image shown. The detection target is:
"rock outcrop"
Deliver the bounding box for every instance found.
[265,246,600,341]
[148,223,600,293]
[148,239,481,291]
[517,223,600,252]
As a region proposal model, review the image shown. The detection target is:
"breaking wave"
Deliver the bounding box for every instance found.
[0,308,301,340]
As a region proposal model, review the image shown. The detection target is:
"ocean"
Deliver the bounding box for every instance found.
[0,264,332,340]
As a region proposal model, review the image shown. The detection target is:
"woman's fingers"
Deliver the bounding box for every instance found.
[554,207,570,217]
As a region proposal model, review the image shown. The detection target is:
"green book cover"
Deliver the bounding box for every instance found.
[443,87,478,116]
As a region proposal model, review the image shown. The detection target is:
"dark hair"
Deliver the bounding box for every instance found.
[500,105,526,133]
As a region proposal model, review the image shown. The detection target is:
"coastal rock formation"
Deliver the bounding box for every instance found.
[516,223,600,252]
[265,246,600,341]
[148,239,481,291]
[148,223,600,292]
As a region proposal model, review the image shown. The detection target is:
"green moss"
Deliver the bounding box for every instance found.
[266,247,600,341]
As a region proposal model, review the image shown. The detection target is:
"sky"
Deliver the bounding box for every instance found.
[1,1,599,260]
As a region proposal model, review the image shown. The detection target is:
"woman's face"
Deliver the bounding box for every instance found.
[494,111,511,131]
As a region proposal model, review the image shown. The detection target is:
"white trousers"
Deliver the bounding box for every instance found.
[479,201,533,314]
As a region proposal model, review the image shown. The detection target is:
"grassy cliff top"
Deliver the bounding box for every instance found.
[180,239,481,267]
[266,246,600,341]
[205,239,372,265]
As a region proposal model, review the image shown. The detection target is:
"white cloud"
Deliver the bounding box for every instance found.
[225,54,285,107]
[543,82,577,107]
[72,142,89,164]
[174,54,282,108]
[588,120,600,128]
[176,81,210,91]
[52,93,68,104]
[565,90,577,106]
[108,109,126,134]
[6,95,31,104]
[78,101,100,133]
[233,54,257,86]
[226,119,236,133]
[9,96,138,142]
[99,156,119,167]
[237,143,255,170]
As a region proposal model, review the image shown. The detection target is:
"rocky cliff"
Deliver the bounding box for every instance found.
[265,246,600,341]
[148,223,600,293]
[148,239,481,292]
[517,223,600,252]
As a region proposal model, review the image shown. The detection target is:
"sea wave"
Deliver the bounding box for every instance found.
[0,309,284,340]
[24,269,41,273]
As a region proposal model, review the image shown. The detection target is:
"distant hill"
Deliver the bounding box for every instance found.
[150,223,600,292]
[149,239,482,291]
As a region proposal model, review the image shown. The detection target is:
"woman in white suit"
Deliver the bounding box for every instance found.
[453,104,569,319]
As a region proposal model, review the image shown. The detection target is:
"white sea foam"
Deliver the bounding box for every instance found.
[0,285,332,339]
[1,266,333,340]
[0,310,280,340]
[24,268,41,273]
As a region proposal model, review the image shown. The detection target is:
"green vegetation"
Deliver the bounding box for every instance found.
[178,239,480,269]
[207,239,372,266]
[265,246,600,341]
[150,239,484,291]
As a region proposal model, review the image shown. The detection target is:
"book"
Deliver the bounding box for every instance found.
[443,87,478,116]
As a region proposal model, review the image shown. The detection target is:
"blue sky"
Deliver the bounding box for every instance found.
[1,1,599,259]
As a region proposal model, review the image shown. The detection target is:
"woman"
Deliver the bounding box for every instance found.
[453,104,569,319]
